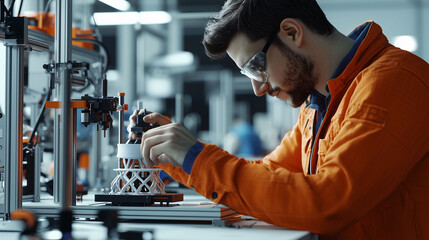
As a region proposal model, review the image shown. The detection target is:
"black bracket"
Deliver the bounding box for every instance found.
[131,109,159,138]
[4,16,28,45]
[1,0,5,23]
[43,60,90,74]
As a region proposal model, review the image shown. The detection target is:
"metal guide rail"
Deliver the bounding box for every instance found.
[94,193,184,206]
[22,202,240,224]
[1,28,101,61]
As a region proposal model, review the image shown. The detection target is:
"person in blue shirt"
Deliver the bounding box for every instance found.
[223,114,264,158]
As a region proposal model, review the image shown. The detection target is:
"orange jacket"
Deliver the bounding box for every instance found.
[160,22,429,239]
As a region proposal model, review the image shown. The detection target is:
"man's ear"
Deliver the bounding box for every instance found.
[279,18,304,48]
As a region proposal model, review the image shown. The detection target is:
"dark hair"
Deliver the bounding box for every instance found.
[203,0,334,59]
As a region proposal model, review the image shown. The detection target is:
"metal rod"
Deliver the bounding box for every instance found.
[118,93,125,170]
[4,37,25,220]
[53,101,60,203]
[55,0,73,210]
[175,92,183,124]
[174,77,184,125]
[118,93,125,144]
[30,104,41,202]
[72,108,77,206]
[102,78,107,98]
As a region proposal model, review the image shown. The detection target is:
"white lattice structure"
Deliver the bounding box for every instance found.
[110,144,165,195]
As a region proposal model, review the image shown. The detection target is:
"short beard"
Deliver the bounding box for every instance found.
[273,38,316,108]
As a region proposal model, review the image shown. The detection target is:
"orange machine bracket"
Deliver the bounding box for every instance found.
[46,100,128,111]
[46,100,87,109]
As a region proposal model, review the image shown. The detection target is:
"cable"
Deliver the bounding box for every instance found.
[91,14,102,42]
[2,0,13,17]
[43,0,53,14]
[27,92,50,147]
[8,0,15,16]
[17,0,23,16]
[41,0,54,29]
[72,37,111,72]
[27,74,55,148]
[72,76,95,93]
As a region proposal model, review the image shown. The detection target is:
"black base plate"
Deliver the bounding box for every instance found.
[94,193,183,206]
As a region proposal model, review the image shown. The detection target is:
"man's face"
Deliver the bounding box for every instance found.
[227,32,317,108]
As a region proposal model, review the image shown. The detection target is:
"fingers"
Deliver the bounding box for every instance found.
[158,154,174,164]
[143,112,172,126]
[148,143,178,167]
[140,142,155,168]
[141,131,175,164]
[128,110,171,140]
[127,109,140,139]
[144,123,195,144]
[141,123,197,167]
[128,132,137,140]
[129,109,139,122]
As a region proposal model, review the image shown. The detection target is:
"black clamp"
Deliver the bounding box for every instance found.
[43,61,90,74]
[131,110,159,138]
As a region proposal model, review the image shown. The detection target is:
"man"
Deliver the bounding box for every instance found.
[129,0,429,239]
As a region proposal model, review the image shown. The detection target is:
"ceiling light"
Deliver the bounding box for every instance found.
[99,0,131,11]
[392,35,418,52]
[93,12,139,25]
[93,11,172,26]
[139,11,172,25]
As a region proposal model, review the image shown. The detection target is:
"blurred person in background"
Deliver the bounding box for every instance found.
[224,113,264,158]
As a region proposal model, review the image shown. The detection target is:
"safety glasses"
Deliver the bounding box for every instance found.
[240,31,277,83]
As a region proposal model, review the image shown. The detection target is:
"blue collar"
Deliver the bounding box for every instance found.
[306,88,327,113]
[306,22,371,112]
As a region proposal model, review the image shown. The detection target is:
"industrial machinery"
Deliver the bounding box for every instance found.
[0,1,239,238]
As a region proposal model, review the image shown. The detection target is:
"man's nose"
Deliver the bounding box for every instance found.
[251,79,269,97]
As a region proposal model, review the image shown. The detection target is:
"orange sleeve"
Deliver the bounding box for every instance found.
[157,163,189,184]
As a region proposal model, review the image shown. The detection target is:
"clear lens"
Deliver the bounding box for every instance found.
[240,52,268,82]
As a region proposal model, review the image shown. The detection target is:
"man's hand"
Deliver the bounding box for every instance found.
[127,110,172,140]
[132,112,197,168]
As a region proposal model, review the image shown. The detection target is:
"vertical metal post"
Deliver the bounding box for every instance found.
[167,0,184,125]
[118,93,125,171]
[118,93,125,144]
[175,90,184,124]
[3,20,27,219]
[89,127,100,190]
[220,70,233,140]
[30,104,41,202]
[71,108,77,206]
[33,144,41,202]
[117,25,137,105]
[55,0,73,209]
[53,93,60,202]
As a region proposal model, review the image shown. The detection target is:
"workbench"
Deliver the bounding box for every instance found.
[1,191,314,240]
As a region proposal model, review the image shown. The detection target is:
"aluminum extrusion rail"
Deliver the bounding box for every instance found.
[23,204,239,222]
[1,28,101,62]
